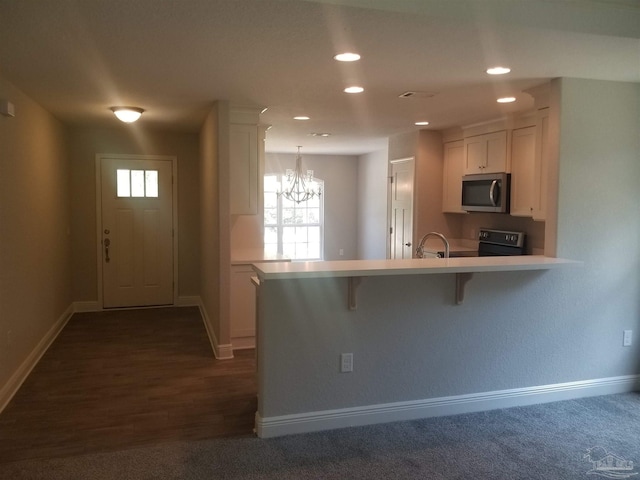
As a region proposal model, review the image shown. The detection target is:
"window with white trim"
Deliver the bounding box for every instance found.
[264,174,324,261]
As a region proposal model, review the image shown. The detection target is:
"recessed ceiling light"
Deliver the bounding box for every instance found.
[497,97,516,103]
[294,116,310,120]
[344,86,364,94]
[486,66,511,75]
[415,121,430,126]
[309,133,331,137]
[334,52,361,62]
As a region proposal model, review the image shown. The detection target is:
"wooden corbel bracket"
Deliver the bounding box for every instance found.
[455,272,474,305]
[348,276,363,311]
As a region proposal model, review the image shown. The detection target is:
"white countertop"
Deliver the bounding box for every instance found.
[252,256,581,280]
[231,249,291,265]
[421,237,478,255]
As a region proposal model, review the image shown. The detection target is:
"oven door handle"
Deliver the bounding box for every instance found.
[489,180,498,207]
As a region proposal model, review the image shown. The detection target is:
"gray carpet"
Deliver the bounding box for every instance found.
[1,393,639,479]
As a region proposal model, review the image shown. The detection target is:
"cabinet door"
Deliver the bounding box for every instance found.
[230,124,258,215]
[230,265,257,341]
[532,109,549,221]
[442,140,465,213]
[463,131,507,174]
[484,130,508,173]
[463,136,485,174]
[510,126,536,217]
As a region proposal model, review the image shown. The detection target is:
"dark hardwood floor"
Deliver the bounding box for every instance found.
[0,307,257,464]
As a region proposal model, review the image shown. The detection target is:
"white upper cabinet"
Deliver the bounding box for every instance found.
[532,108,549,221]
[230,122,260,215]
[510,126,536,217]
[463,130,507,175]
[442,140,466,213]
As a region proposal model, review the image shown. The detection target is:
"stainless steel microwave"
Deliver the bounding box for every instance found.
[461,173,510,213]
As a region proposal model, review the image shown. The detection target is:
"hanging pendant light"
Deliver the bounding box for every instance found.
[278,146,321,204]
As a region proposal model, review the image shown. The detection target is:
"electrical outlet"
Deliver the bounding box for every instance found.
[623,330,632,347]
[339,248,344,256]
[340,353,353,373]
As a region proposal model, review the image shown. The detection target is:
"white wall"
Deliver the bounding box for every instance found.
[199,104,222,346]
[357,148,388,259]
[257,78,640,424]
[388,130,463,248]
[266,153,358,261]
[68,127,201,301]
[0,75,72,408]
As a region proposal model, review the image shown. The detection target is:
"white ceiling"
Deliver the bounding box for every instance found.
[0,0,639,155]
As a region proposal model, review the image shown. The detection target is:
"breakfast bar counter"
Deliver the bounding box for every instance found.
[251,255,583,437]
[253,256,580,306]
[252,256,579,280]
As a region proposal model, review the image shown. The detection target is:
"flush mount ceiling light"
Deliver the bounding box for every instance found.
[497,97,516,103]
[344,86,364,94]
[294,116,310,120]
[334,52,361,62]
[110,106,144,123]
[486,66,511,75]
[309,132,331,137]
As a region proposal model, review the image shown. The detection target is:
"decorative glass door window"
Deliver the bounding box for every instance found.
[264,174,323,260]
[116,169,159,198]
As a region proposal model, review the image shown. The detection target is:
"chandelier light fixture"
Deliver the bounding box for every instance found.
[278,146,321,204]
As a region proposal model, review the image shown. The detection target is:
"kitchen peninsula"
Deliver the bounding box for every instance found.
[251,255,581,438]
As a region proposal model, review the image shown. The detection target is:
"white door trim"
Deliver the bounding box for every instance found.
[95,154,179,309]
[387,157,415,259]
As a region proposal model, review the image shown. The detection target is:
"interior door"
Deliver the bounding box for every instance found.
[389,158,414,259]
[100,157,174,308]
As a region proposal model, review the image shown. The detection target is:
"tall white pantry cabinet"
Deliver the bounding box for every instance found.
[229,106,264,350]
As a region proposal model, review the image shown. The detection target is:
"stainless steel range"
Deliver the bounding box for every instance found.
[478,228,526,256]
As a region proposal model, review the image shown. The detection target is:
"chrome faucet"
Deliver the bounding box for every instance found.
[416,232,450,258]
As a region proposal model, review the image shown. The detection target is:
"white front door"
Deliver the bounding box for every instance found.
[389,158,414,259]
[100,157,174,308]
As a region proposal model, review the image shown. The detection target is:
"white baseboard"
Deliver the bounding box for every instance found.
[176,296,201,307]
[0,304,74,414]
[72,301,101,312]
[255,374,640,438]
[194,297,234,360]
[74,297,201,311]
[232,336,255,350]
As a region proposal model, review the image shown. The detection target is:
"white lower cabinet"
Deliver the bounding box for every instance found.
[230,264,256,349]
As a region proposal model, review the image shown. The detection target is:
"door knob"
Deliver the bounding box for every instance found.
[405,242,412,247]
